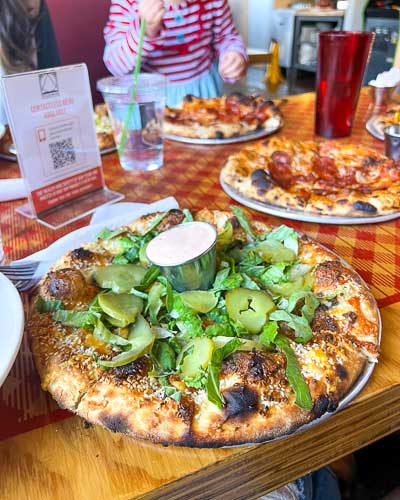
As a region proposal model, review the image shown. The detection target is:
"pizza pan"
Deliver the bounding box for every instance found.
[164,117,283,145]
[220,176,400,225]
[0,273,24,387]
[366,116,384,141]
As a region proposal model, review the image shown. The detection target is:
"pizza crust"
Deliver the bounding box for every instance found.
[28,209,381,447]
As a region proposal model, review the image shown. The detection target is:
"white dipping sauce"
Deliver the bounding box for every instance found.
[146,222,217,267]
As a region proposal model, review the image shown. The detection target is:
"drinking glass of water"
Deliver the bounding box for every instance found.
[97,74,166,171]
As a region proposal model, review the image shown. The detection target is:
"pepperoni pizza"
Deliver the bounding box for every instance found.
[164,94,283,140]
[221,137,400,217]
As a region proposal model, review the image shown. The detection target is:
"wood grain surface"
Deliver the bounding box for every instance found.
[1,90,400,500]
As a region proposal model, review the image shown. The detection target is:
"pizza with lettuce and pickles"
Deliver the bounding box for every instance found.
[28,207,380,447]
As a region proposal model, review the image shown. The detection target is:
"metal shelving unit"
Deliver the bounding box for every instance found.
[289,14,344,80]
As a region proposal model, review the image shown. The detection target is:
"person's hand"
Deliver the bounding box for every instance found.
[219,51,248,81]
[138,0,165,38]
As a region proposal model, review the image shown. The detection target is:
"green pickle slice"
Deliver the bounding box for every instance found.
[97,315,155,368]
[257,240,296,263]
[180,337,214,378]
[98,292,143,324]
[180,290,218,313]
[226,288,276,334]
[93,264,147,292]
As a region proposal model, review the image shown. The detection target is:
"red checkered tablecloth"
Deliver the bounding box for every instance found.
[0,89,399,440]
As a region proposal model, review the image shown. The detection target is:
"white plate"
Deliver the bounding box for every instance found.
[0,273,24,387]
[366,116,384,141]
[164,117,283,145]
[220,176,400,225]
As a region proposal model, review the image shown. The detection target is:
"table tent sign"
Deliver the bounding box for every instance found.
[1,64,123,229]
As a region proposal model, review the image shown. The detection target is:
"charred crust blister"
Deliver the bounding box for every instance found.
[312,394,339,418]
[251,169,272,190]
[70,248,95,262]
[112,358,150,380]
[100,413,130,434]
[223,385,259,420]
[352,201,377,213]
[335,364,348,381]
[44,269,87,301]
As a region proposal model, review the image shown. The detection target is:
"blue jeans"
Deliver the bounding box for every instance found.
[297,467,341,500]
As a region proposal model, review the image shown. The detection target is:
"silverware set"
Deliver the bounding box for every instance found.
[0,261,40,291]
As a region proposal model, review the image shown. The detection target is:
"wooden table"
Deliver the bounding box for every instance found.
[1,90,400,500]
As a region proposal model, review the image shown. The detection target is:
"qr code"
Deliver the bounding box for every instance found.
[49,138,76,170]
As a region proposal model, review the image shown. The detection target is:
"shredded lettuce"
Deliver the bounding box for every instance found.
[269,309,313,343]
[212,268,243,292]
[260,263,288,286]
[53,309,98,329]
[265,225,299,256]
[152,341,176,371]
[204,323,233,338]
[139,265,160,290]
[170,293,203,338]
[36,296,64,313]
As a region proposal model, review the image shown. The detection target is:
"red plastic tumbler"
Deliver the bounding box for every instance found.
[315,31,374,138]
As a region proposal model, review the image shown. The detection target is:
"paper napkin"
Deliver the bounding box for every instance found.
[0,178,27,202]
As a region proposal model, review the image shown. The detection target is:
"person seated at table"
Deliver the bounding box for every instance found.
[0,0,60,124]
[259,466,341,500]
[103,0,248,107]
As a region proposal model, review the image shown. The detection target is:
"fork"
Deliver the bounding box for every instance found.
[0,261,41,291]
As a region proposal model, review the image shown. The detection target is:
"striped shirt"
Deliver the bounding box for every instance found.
[104,0,247,83]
